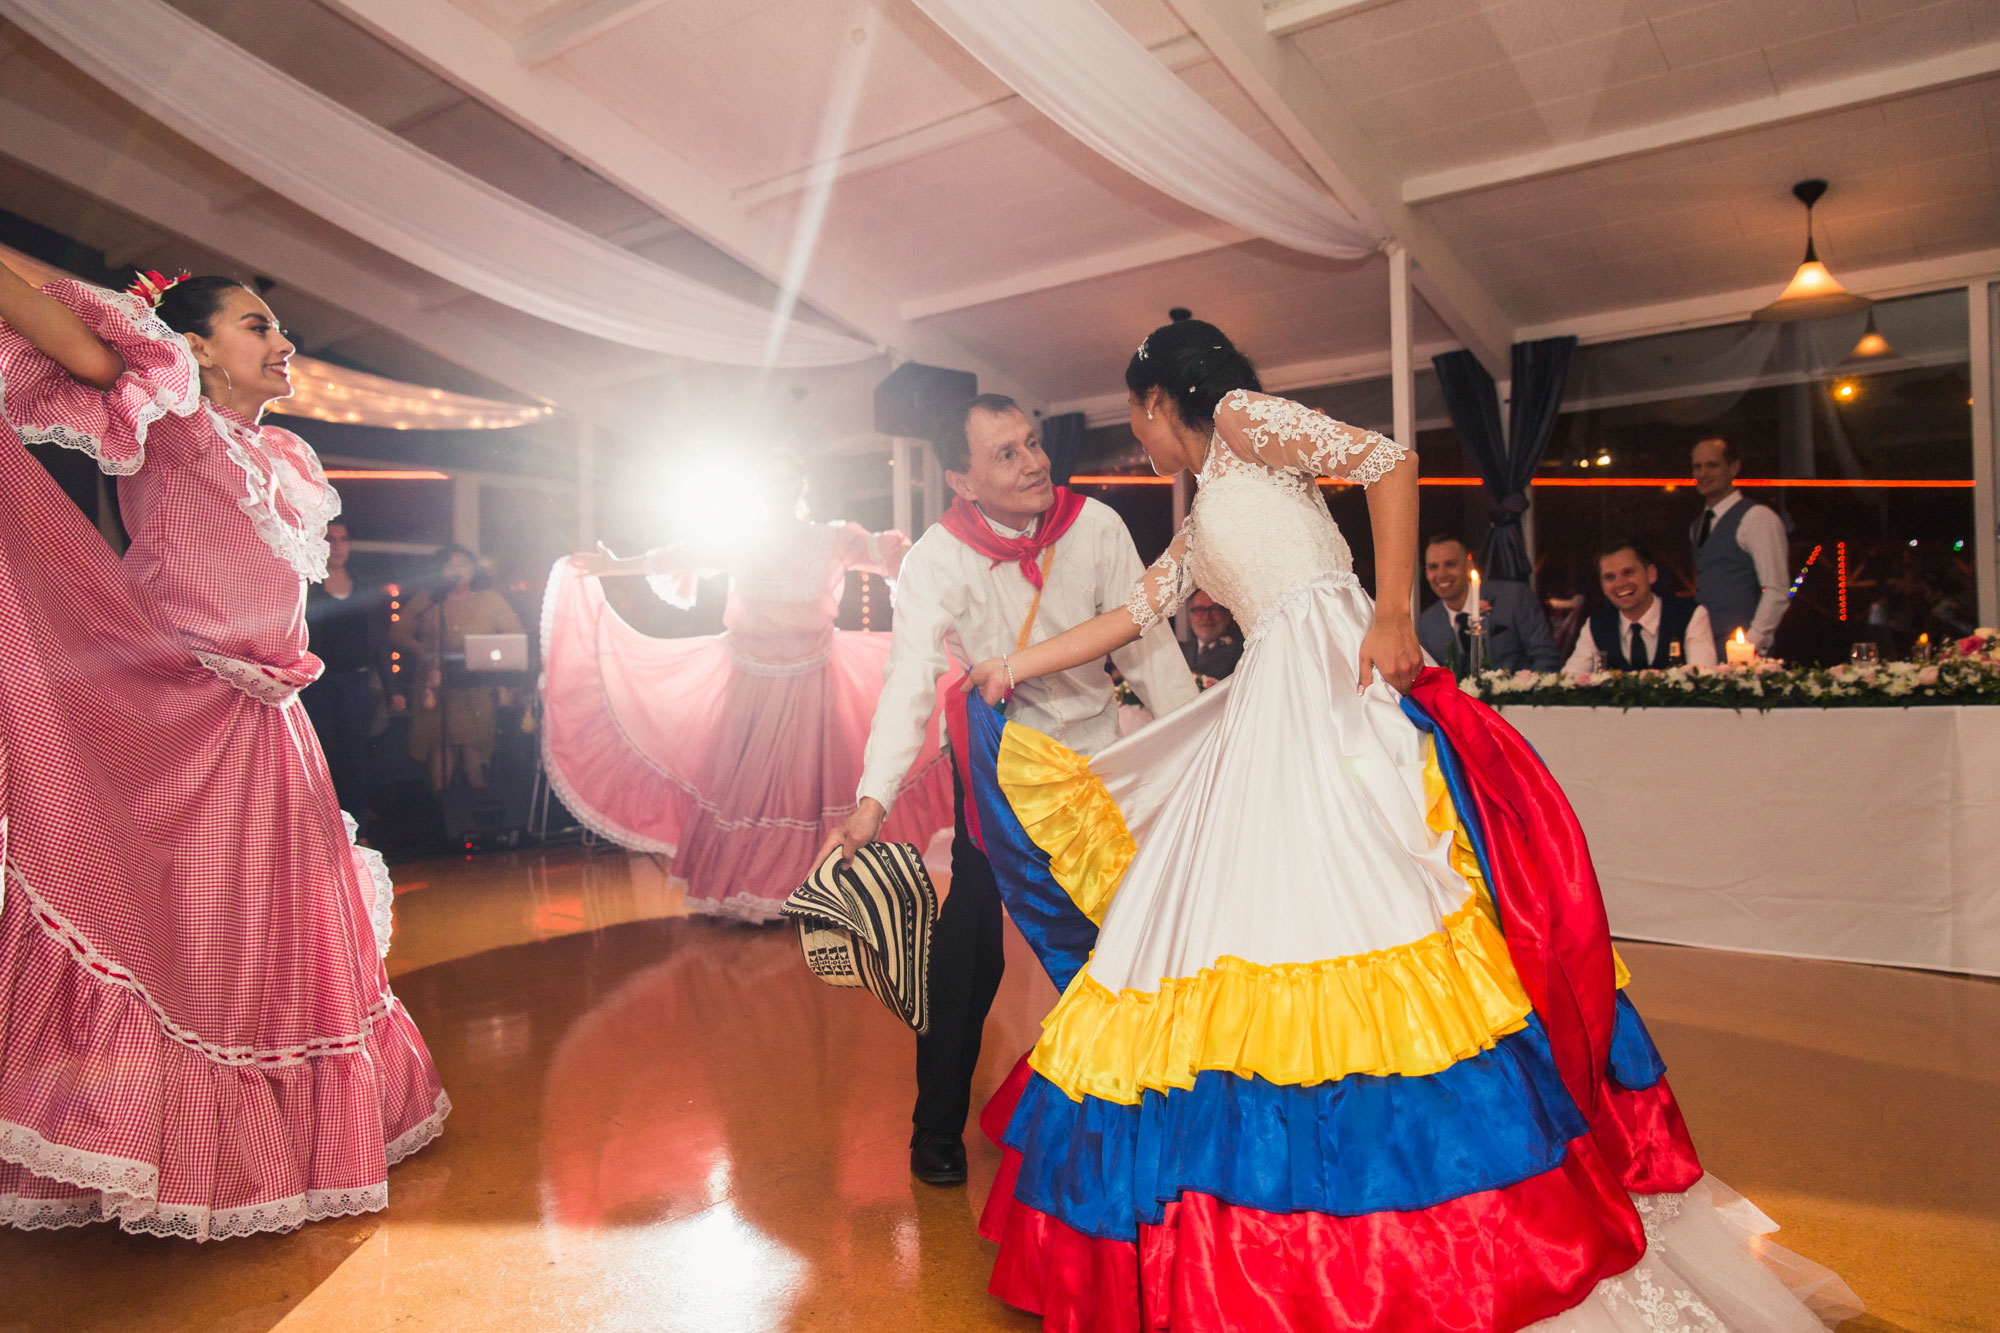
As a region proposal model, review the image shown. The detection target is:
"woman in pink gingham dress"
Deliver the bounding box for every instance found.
[0,266,447,1240]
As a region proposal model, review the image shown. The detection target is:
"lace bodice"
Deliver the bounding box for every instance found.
[1126,391,1407,635]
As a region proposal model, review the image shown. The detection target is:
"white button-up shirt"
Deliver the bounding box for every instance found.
[1701,491,1791,650]
[1563,595,1718,676]
[856,498,1197,812]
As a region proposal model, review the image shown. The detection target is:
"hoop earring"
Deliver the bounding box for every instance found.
[202,363,233,398]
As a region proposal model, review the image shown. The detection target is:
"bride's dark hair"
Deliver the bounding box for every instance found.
[1125,313,1260,429]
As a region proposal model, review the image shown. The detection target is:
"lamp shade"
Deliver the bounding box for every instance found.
[1752,180,1871,322]
[1844,310,1894,362]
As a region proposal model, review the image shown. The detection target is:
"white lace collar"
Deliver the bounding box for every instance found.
[202,402,341,582]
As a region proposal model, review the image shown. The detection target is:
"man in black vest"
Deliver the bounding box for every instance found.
[1691,436,1789,656]
[1564,540,1719,674]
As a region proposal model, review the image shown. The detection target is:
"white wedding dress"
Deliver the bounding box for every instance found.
[976,390,1861,1331]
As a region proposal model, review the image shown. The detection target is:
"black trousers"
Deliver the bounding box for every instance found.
[912,763,1007,1141]
[302,667,374,836]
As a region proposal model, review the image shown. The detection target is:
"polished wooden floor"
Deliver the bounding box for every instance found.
[0,844,1993,1333]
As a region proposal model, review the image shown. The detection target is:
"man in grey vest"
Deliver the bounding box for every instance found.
[1690,436,1789,656]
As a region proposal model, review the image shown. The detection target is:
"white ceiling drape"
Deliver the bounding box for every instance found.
[910,0,1381,261]
[1,245,556,430]
[0,0,879,369]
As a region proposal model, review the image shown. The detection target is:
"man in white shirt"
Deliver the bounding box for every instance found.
[1691,436,1789,655]
[820,394,1195,1187]
[1564,540,1719,675]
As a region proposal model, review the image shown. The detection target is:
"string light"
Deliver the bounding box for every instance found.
[1065,475,1972,491]
[1788,544,1823,599]
[0,244,555,433]
[1837,541,1848,621]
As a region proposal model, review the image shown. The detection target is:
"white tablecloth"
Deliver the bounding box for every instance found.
[1498,705,2000,977]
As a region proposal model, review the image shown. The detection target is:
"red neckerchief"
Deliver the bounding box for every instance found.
[938,487,1085,590]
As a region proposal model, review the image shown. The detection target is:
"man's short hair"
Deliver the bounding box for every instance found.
[931,393,1023,474]
[1423,533,1468,557]
[1597,538,1655,569]
[1693,434,1739,464]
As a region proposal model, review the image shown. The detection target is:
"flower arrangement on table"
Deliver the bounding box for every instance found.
[1464,629,2000,710]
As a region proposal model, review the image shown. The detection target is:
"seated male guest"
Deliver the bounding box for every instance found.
[1417,535,1561,674]
[1565,540,1719,676]
[1181,589,1242,679]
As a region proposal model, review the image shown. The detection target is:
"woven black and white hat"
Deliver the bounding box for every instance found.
[782,841,938,1035]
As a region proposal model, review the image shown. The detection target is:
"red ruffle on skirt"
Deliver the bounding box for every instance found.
[539,560,952,920]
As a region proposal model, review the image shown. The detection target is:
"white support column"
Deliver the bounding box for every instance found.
[922,447,946,531]
[1972,280,1998,627]
[575,414,597,550]
[1389,245,1415,451]
[891,437,914,537]
[1389,245,1420,616]
[1172,472,1191,641]
[453,474,481,553]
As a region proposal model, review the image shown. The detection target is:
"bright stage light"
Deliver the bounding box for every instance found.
[664,454,775,547]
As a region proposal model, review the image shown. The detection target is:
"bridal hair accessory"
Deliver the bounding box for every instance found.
[1135,336,1149,361]
[127,269,190,308]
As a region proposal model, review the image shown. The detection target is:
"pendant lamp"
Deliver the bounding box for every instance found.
[1753,180,1871,322]
[1843,309,1894,362]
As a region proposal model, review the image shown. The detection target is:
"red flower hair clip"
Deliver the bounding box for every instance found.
[126,269,190,308]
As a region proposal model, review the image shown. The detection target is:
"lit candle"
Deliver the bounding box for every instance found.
[1725,627,1756,667]
[1466,568,1482,631]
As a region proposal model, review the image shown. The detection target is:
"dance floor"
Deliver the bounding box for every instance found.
[0,844,1993,1332]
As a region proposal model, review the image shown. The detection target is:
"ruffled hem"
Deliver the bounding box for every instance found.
[684,891,789,924]
[0,868,448,1241]
[0,279,199,474]
[1032,892,1533,1104]
[996,722,1137,925]
[345,811,395,958]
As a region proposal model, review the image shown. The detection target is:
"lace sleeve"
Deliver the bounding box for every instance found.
[1125,523,1196,634]
[1215,389,1407,487]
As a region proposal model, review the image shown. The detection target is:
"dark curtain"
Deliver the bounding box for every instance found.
[1432,336,1577,582]
[1041,411,1088,488]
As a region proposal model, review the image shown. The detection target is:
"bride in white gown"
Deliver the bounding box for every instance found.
[958,317,1861,1331]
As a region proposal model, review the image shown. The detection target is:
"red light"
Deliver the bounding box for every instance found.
[1837,542,1848,621]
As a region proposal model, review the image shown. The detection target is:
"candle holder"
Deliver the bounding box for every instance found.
[1465,624,1488,676]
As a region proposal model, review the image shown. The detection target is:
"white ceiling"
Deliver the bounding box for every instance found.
[0,0,1992,446]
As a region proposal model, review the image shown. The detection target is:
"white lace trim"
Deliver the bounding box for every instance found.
[6,860,400,1068]
[0,1090,449,1241]
[196,651,307,706]
[1220,389,1407,487]
[1126,530,1196,635]
[0,284,200,477]
[345,811,395,959]
[204,404,340,582]
[725,636,832,676]
[0,1120,156,1200]
[684,891,791,924]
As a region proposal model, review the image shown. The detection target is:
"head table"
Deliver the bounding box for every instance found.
[1492,703,2000,977]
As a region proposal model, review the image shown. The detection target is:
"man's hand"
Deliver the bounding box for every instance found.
[815,797,887,870]
[963,658,1010,705]
[1356,613,1422,695]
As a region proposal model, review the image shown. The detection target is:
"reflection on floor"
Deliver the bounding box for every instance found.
[0,843,1992,1333]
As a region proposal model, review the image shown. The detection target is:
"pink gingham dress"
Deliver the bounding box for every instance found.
[0,280,447,1239]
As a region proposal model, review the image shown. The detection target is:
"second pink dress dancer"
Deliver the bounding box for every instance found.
[542,475,953,922]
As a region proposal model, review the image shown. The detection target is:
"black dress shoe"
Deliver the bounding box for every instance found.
[910,1131,967,1186]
